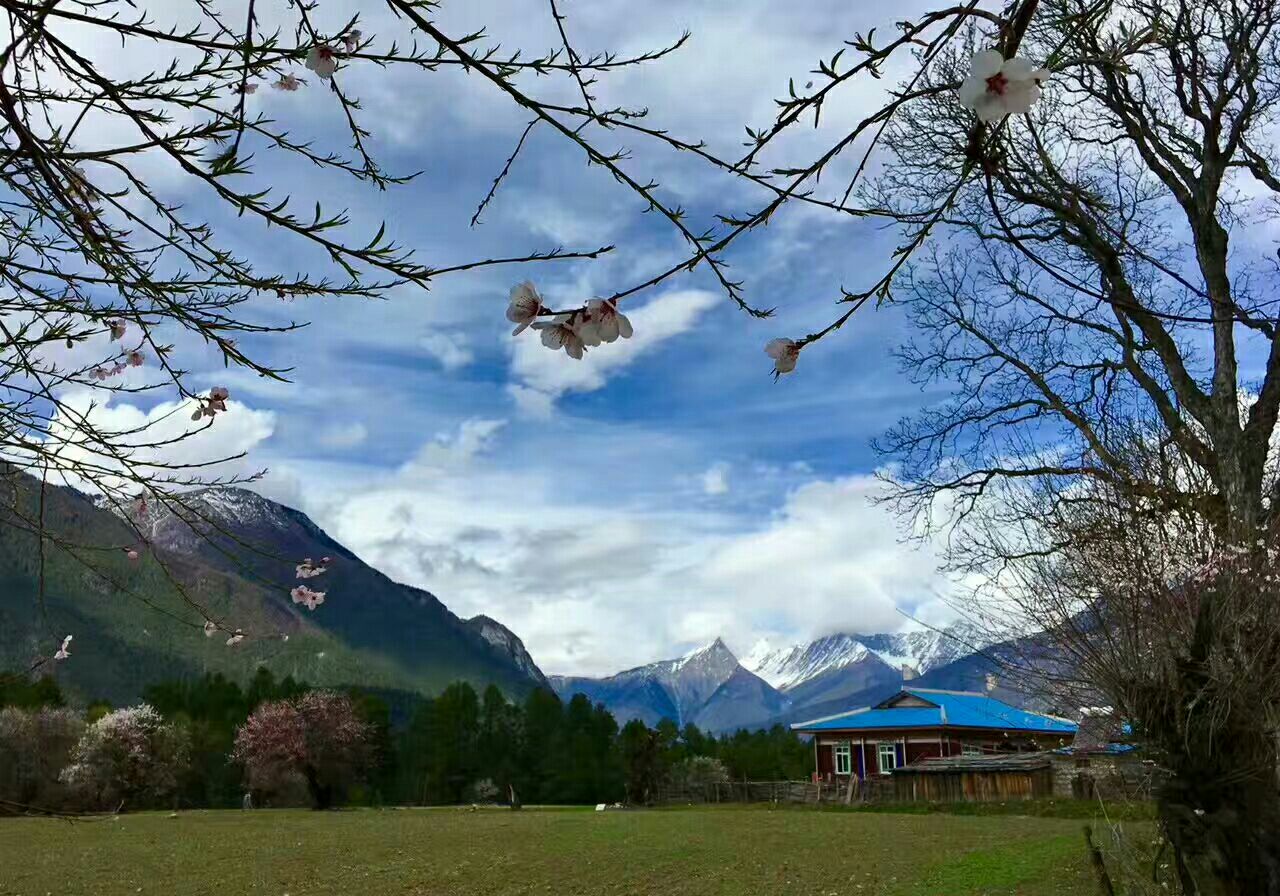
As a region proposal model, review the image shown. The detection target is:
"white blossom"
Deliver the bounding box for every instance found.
[305,45,338,80]
[226,629,245,646]
[765,338,800,375]
[506,282,545,335]
[342,30,362,53]
[274,74,301,92]
[578,299,633,345]
[534,315,587,360]
[958,50,1049,122]
[203,621,217,638]
[54,635,72,661]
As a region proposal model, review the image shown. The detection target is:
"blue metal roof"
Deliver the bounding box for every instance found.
[791,689,1078,735]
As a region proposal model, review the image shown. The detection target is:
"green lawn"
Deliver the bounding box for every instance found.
[0,805,1136,896]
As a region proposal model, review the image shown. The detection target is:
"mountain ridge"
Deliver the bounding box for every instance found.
[552,624,998,733]
[2,477,547,704]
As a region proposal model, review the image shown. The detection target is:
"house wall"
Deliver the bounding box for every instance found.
[814,730,1054,780]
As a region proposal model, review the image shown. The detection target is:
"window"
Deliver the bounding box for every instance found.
[834,742,852,775]
[877,742,898,774]
[962,743,983,757]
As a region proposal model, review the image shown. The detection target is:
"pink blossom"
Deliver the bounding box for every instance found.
[191,386,231,421]
[533,315,587,360]
[290,585,326,611]
[342,30,362,53]
[241,81,259,95]
[764,338,800,375]
[305,45,338,79]
[126,350,144,367]
[133,495,148,517]
[274,74,301,92]
[125,548,139,561]
[107,319,126,341]
[54,635,72,661]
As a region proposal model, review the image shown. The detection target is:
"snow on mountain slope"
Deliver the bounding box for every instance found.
[551,638,790,732]
[743,633,872,690]
[743,623,990,691]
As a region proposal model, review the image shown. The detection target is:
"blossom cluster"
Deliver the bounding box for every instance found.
[190,386,230,421]
[248,32,362,94]
[291,585,326,611]
[296,556,331,579]
[506,282,633,360]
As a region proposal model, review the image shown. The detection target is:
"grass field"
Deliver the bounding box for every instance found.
[0,805,1140,896]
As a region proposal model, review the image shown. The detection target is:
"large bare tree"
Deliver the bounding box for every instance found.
[873,1,1280,892]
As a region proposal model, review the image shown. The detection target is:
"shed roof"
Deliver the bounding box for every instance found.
[791,688,1078,735]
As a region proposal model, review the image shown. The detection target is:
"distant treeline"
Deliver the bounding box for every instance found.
[0,671,813,810]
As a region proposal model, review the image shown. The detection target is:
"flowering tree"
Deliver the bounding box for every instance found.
[0,706,83,813]
[59,704,189,811]
[232,690,369,809]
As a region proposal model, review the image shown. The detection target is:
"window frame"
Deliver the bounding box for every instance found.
[961,743,983,757]
[877,742,898,775]
[833,741,852,776]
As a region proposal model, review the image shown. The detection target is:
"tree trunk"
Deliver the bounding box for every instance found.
[1160,764,1280,896]
[302,766,332,811]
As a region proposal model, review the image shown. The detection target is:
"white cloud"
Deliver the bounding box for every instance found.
[419,331,475,372]
[295,424,960,675]
[318,422,369,450]
[404,418,508,472]
[701,462,730,495]
[509,288,718,413]
[21,391,276,494]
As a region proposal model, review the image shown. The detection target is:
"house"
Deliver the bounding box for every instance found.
[791,688,1077,779]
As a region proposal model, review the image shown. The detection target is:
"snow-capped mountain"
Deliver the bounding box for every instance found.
[550,638,789,733]
[857,623,991,676]
[743,633,873,690]
[552,624,1010,733]
[743,623,990,691]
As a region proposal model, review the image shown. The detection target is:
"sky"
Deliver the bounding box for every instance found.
[42,0,983,676]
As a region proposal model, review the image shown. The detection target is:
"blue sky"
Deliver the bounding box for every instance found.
[52,0,990,675]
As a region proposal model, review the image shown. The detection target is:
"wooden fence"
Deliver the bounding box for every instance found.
[654,777,893,806]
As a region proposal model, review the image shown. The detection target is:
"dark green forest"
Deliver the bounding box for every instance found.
[2,671,814,808]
